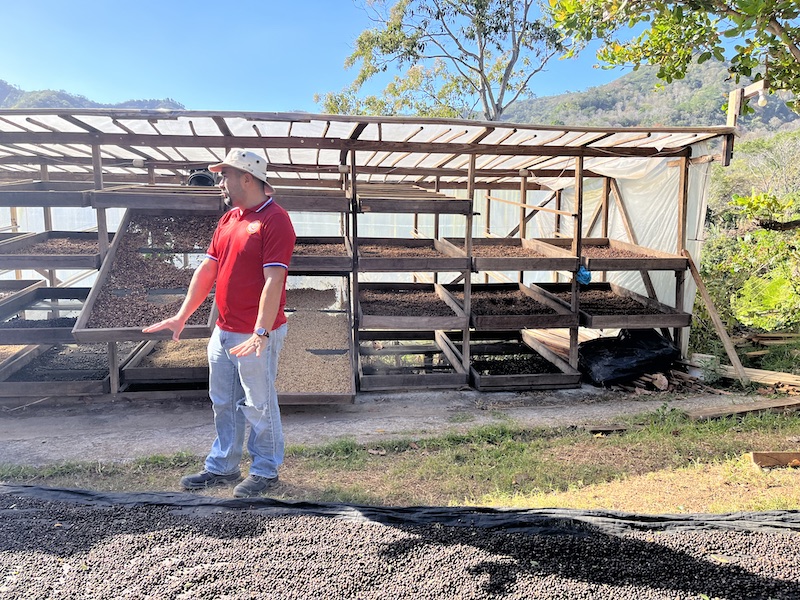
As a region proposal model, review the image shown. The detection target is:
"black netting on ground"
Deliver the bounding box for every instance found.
[2,484,800,599]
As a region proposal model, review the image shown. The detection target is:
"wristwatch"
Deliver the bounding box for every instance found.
[254,327,270,338]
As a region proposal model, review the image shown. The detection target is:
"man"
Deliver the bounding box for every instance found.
[143,149,295,498]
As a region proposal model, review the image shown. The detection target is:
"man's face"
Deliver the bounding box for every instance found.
[218,167,246,207]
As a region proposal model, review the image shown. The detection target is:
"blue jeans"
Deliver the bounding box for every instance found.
[204,324,287,479]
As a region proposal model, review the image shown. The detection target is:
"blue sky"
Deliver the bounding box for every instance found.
[1,0,628,112]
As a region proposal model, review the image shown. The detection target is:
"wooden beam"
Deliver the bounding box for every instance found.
[683,249,749,384]
[750,452,800,468]
[687,398,800,421]
[0,132,695,158]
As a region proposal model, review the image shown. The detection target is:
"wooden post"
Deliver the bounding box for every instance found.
[601,177,610,238]
[463,155,476,373]
[484,189,491,236]
[108,342,119,394]
[519,171,528,283]
[570,157,583,369]
[683,249,749,385]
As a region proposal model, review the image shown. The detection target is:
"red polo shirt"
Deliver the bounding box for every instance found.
[206,198,295,334]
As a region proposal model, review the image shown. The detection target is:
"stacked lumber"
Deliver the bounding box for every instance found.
[715,364,800,395]
[744,332,800,346]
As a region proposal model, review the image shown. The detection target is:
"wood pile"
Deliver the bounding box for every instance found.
[609,369,731,395]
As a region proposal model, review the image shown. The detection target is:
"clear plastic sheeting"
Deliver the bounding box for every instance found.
[0,109,732,188]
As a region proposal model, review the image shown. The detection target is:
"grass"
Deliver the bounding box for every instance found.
[3,408,800,513]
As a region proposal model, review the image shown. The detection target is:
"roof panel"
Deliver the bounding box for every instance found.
[0,109,733,188]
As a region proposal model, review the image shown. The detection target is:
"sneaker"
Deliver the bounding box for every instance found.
[233,474,279,498]
[181,469,241,490]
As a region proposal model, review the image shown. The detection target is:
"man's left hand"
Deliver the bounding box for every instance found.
[231,334,266,357]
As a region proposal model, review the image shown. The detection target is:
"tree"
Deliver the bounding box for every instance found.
[317,0,564,120]
[548,1,800,111]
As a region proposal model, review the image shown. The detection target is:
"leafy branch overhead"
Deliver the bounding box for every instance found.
[548,0,800,111]
[317,0,564,120]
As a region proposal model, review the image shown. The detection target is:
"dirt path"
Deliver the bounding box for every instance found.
[0,387,750,466]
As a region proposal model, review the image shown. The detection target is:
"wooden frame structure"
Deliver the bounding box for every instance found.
[0,109,736,402]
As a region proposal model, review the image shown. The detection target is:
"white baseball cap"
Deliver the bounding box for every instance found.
[209,149,274,194]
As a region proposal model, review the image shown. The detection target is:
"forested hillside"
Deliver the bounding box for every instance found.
[0,79,184,110]
[3,60,798,135]
[504,61,799,136]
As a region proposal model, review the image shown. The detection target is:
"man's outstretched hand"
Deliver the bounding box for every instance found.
[142,316,186,342]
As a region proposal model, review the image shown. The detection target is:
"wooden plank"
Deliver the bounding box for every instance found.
[0,181,94,207]
[686,397,800,420]
[715,364,800,387]
[750,452,800,468]
[274,187,351,212]
[356,329,468,391]
[0,378,110,397]
[277,392,355,405]
[0,345,50,381]
[684,250,749,384]
[357,183,472,215]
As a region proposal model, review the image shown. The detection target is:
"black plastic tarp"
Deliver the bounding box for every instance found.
[3,484,799,535]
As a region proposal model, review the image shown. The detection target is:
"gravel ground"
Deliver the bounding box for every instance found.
[1,486,800,599]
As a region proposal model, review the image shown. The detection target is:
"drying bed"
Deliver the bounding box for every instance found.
[358,283,467,330]
[441,330,580,391]
[0,341,138,397]
[444,237,579,272]
[536,237,688,271]
[446,282,577,330]
[355,237,469,272]
[532,282,692,329]
[357,329,467,391]
[0,286,90,344]
[290,237,353,273]
[0,231,109,270]
[73,211,219,342]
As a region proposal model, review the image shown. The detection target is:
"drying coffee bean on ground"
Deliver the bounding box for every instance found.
[285,288,341,311]
[279,309,353,394]
[360,289,456,316]
[2,491,799,600]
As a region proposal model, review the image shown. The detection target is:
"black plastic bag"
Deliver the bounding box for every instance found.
[578,329,680,386]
